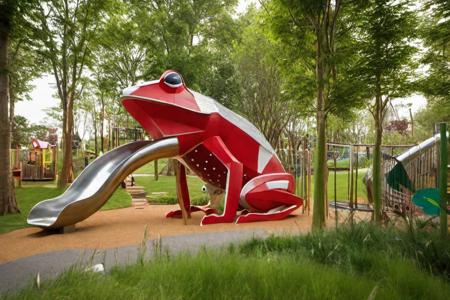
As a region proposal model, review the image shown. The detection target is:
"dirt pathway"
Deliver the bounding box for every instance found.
[0,205,311,264]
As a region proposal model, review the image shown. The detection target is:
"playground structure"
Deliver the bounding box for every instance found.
[325,131,449,221]
[276,137,312,215]
[384,131,450,218]
[28,70,304,230]
[11,138,57,182]
[326,143,412,211]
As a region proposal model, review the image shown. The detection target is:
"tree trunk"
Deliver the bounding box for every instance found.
[409,107,414,138]
[100,96,104,153]
[93,106,98,156]
[372,84,383,223]
[154,160,159,181]
[313,111,327,229]
[9,94,14,145]
[372,120,382,223]
[0,16,19,214]
[312,28,328,230]
[160,159,175,176]
[58,94,74,188]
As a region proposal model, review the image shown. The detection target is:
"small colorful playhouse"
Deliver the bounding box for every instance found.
[21,138,57,181]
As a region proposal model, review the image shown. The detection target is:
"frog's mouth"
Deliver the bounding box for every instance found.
[120,71,211,139]
[121,96,209,139]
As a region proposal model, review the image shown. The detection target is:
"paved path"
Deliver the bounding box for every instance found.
[0,229,267,294]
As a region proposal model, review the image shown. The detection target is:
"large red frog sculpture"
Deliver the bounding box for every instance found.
[121,70,303,225]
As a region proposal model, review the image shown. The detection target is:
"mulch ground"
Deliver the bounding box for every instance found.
[0,205,314,263]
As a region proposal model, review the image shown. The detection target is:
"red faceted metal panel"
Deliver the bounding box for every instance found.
[122,70,303,225]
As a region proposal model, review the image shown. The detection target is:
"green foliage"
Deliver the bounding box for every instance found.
[346,0,418,222]
[232,7,298,147]
[126,0,240,100]
[416,103,450,135]
[240,222,450,281]
[419,0,449,103]
[351,0,418,100]
[11,115,48,147]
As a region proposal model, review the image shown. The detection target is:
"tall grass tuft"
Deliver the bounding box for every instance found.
[240,222,450,281]
[3,223,449,299]
[4,250,450,300]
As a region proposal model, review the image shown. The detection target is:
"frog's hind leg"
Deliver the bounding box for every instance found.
[236,173,303,224]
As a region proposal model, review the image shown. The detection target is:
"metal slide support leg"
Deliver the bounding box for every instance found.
[166,161,191,221]
[176,162,191,218]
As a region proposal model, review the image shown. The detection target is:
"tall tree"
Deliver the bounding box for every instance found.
[0,0,19,214]
[233,9,296,149]
[352,0,417,222]
[8,3,43,148]
[270,0,346,229]
[134,0,239,99]
[31,0,107,188]
[91,1,148,136]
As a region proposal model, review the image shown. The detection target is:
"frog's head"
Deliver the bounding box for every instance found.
[121,70,210,139]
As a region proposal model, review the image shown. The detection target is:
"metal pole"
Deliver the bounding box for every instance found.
[355,146,359,209]
[439,123,448,239]
[334,152,338,228]
[349,145,354,210]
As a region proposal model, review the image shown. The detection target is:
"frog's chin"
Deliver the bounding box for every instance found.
[121,97,210,140]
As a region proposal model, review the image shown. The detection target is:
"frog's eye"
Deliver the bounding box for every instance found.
[163,72,183,88]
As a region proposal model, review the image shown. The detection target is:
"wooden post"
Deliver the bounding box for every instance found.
[307,149,312,216]
[303,137,308,212]
[439,123,448,239]
[355,146,359,209]
[349,145,354,209]
[334,152,338,228]
[19,161,22,187]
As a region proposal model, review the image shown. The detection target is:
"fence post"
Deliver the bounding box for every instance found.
[439,123,448,239]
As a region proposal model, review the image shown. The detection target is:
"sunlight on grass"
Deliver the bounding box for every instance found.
[134,175,208,205]
[135,159,168,174]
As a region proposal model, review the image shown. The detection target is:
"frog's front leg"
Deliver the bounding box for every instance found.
[166,161,191,219]
[200,136,243,225]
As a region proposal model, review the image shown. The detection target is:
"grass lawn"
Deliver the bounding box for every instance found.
[134,175,208,205]
[322,169,368,202]
[135,159,168,174]
[4,223,449,299]
[0,181,131,234]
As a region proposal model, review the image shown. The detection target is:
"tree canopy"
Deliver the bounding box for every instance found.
[2,0,447,227]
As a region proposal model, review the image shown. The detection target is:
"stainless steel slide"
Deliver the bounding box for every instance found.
[27,137,179,229]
